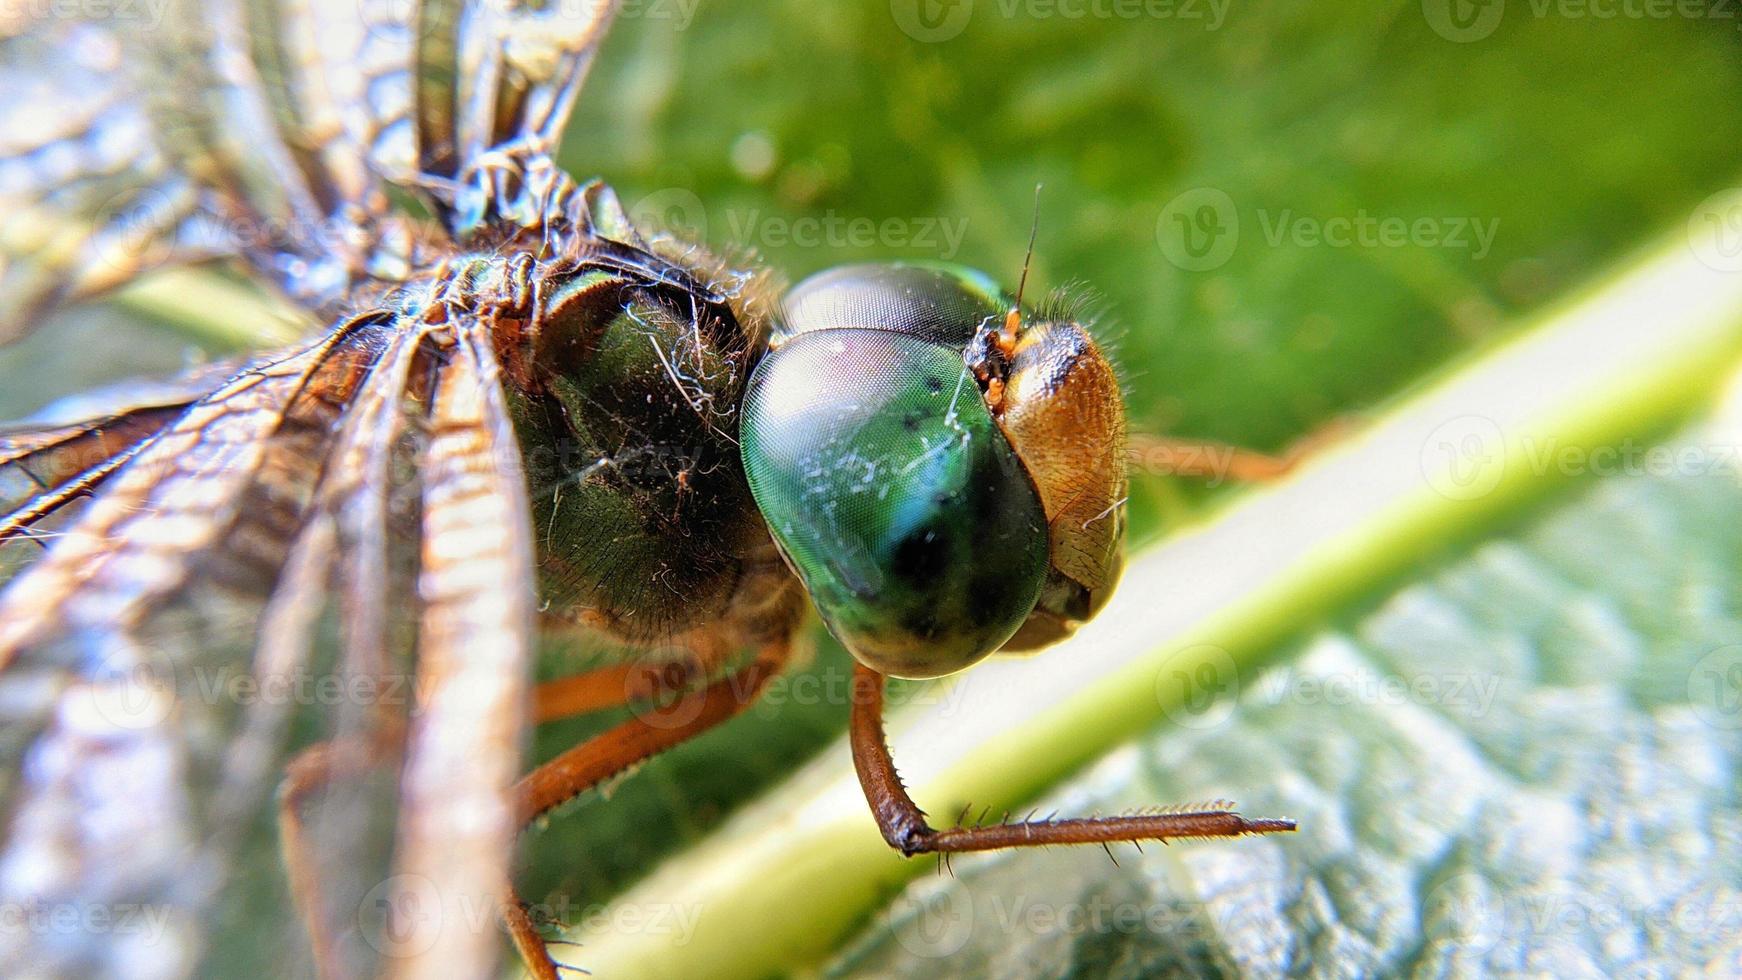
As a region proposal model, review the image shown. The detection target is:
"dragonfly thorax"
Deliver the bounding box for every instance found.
[496,192,796,648]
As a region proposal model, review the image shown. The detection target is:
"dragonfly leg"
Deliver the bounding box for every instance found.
[276,723,404,979]
[848,663,1295,857]
[1127,418,1356,484]
[531,635,735,724]
[506,636,795,980]
[532,661,696,722]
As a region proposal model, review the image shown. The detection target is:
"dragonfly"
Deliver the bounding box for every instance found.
[0,1,1295,976]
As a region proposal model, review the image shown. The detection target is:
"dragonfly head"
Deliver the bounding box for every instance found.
[740,262,1127,679]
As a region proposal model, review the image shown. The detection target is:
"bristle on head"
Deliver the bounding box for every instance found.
[1002,183,1045,349]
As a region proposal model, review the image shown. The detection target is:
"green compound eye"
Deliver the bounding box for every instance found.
[740,328,1049,679]
[776,261,1010,347]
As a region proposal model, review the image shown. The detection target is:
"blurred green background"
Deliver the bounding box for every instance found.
[4,0,1742,974]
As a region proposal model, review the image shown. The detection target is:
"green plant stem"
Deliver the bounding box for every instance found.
[114,268,305,350]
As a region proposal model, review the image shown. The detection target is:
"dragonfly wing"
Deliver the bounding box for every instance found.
[0,0,627,338]
[0,357,261,537]
[0,408,187,571]
[0,21,229,342]
[0,302,537,976]
[0,0,433,335]
[0,319,389,975]
[4,357,258,432]
[0,324,377,652]
[386,315,534,977]
[243,0,451,206]
[452,0,619,164]
[230,304,535,977]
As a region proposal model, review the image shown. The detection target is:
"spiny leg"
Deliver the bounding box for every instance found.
[507,639,794,980]
[1128,420,1355,483]
[531,608,741,723]
[1128,433,1301,482]
[533,663,682,721]
[848,663,1294,856]
[531,640,732,724]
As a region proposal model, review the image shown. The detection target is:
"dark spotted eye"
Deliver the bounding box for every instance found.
[740,321,1049,680]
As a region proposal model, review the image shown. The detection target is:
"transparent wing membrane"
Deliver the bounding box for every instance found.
[0,0,619,333]
[0,21,223,340]
[0,0,621,974]
[0,304,543,974]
